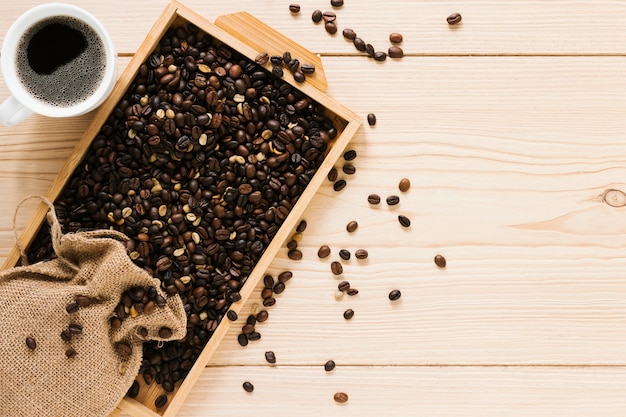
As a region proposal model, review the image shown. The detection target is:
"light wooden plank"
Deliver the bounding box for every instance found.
[150,366,626,417]
[3,1,626,56]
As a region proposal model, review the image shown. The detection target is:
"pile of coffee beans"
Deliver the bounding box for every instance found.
[26,20,341,402]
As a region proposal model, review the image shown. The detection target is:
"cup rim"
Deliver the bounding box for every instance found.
[0,3,116,118]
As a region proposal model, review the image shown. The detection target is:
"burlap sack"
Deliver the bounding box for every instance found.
[0,197,187,417]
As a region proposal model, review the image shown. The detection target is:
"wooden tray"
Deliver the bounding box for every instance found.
[2,1,360,416]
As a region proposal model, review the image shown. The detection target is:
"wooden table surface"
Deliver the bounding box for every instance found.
[2,1,626,416]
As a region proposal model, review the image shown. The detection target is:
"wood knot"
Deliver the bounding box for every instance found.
[602,189,626,207]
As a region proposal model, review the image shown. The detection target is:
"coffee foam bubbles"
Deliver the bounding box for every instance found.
[15,16,106,108]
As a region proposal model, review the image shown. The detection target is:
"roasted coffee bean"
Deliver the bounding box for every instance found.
[127,380,140,398]
[248,332,261,341]
[159,327,173,338]
[318,245,331,258]
[338,280,351,292]
[367,113,377,126]
[75,295,92,307]
[342,28,357,40]
[254,51,269,65]
[289,4,301,13]
[300,63,315,74]
[68,323,83,335]
[434,254,447,268]
[60,330,72,342]
[389,289,402,301]
[263,275,275,289]
[333,180,347,192]
[353,37,366,52]
[273,282,286,294]
[293,71,305,83]
[288,58,300,73]
[272,65,284,77]
[155,394,168,408]
[346,220,358,233]
[389,32,403,43]
[399,178,411,192]
[398,215,411,228]
[242,324,255,335]
[25,337,36,350]
[278,271,293,283]
[447,12,462,24]
[365,43,375,57]
[374,51,387,61]
[243,381,254,392]
[270,55,283,65]
[324,360,336,371]
[246,315,257,326]
[287,239,298,250]
[342,164,356,175]
[322,11,336,22]
[65,347,78,359]
[386,195,400,205]
[66,302,79,314]
[325,22,338,35]
[339,249,351,260]
[331,0,344,7]
[312,9,323,23]
[327,167,338,182]
[334,392,349,403]
[331,261,343,275]
[288,249,303,260]
[355,249,368,259]
[263,297,277,307]
[343,309,354,320]
[238,333,249,347]
[227,310,238,321]
[388,46,404,58]
[282,51,292,64]
[346,288,359,296]
[256,310,269,322]
[368,194,381,205]
[264,351,276,364]
[115,342,132,358]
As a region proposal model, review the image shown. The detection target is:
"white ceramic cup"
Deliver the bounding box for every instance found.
[0,3,116,127]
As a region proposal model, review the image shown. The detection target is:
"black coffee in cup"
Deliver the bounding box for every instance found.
[15,16,106,108]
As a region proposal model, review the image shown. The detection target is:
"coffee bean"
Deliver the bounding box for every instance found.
[242,324,255,335]
[300,63,316,74]
[334,392,349,403]
[263,275,275,289]
[68,323,83,335]
[365,44,375,58]
[355,249,368,259]
[248,332,261,341]
[256,310,269,322]
[331,0,344,7]
[324,360,336,371]
[447,12,462,25]
[374,51,387,61]
[434,254,447,268]
[388,46,404,58]
[272,65,284,78]
[346,288,359,296]
[227,310,238,321]
[238,333,249,347]
[389,32,403,43]
[289,4,301,13]
[339,249,351,260]
[367,194,381,205]
[325,22,338,35]
[333,180,347,192]
[398,215,411,228]
[287,240,298,250]
[288,249,303,260]
[75,295,92,307]
[318,245,331,258]
[293,71,305,83]
[270,55,283,65]
[263,297,276,307]
[343,309,354,320]
[342,164,356,175]
[296,220,308,233]
[386,195,400,206]
[115,342,132,358]
[243,381,254,392]
[327,167,338,182]
[159,327,173,338]
[282,51,292,64]
[322,11,336,22]
[312,9,323,23]
[155,394,168,408]
[278,271,293,283]
[331,261,343,275]
[65,347,77,359]
[246,315,257,326]
[60,330,72,342]
[25,337,36,350]
[264,351,276,364]
[127,380,140,398]
[346,220,358,233]
[342,28,357,40]
[399,178,411,192]
[288,58,300,73]
[338,281,350,292]
[254,51,269,65]
[334,290,344,300]
[343,149,357,161]
[367,113,376,126]
[66,302,79,314]
[389,289,402,301]
[353,37,366,52]
[273,282,286,294]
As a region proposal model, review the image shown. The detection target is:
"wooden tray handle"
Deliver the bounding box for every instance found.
[214,12,328,91]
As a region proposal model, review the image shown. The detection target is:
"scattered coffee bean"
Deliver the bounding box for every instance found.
[293,71,305,83]
[447,12,462,25]
[278,271,293,283]
[334,392,349,403]
[115,342,132,358]
[248,332,262,341]
[342,164,356,175]
[338,280,351,292]
[339,249,351,260]
[386,195,400,206]
[374,51,387,61]
[60,329,72,342]
[155,394,168,408]
[365,43,375,58]
[331,261,343,275]
[328,167,338,182]
[322,11,337,22]
[343,309,354,320]
[318,245,331,258]
[265,351,277,364]
[263,297,277,307]
[434,254,447,268]
[334,290,344,300]
[367,113,376,126]
[227,310,238,321]
[127,380,140,398]
[324,360,336,371]
[238,333,249,347]
[312,9,323,23]
[283,51,291,64]
[273,282,286,294]
[389,289,402,301]
[355,249,368,259]
[246,315,257,326]
[389,32,403,43]
[301,63,316,74]
[325,21,338,34]
[243,381,254,392]
[367,194,381,205]
[242,324,255,335]
[331,0,344,7]
[289,4,301,13]
[353,37,366,52]
[65,302,79,314]
[346,288,359,296]
[388,46,404,58]
[158,327,173,338]
[25,337,36,350]
[68,323,83,335]
[346,220,358,233]
[264,275,275,289]
[399,178,411,192]
[75,295,92,307]
[333,179,347,192]
[398,215,411,228]
[296,220,308,233]
[256,310,269,322]
[287,239,298,250]
[288,249,303,260]
[343,149,357,161]
[270,55,283,65]
[254,51,269,65]
[65,347,77,359]
[272,65,284,77]
[342,28,357,40]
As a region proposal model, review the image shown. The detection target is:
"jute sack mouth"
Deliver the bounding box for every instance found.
[0,196,187,417]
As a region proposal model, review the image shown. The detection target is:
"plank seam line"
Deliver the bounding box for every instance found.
[206,364,626,368]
